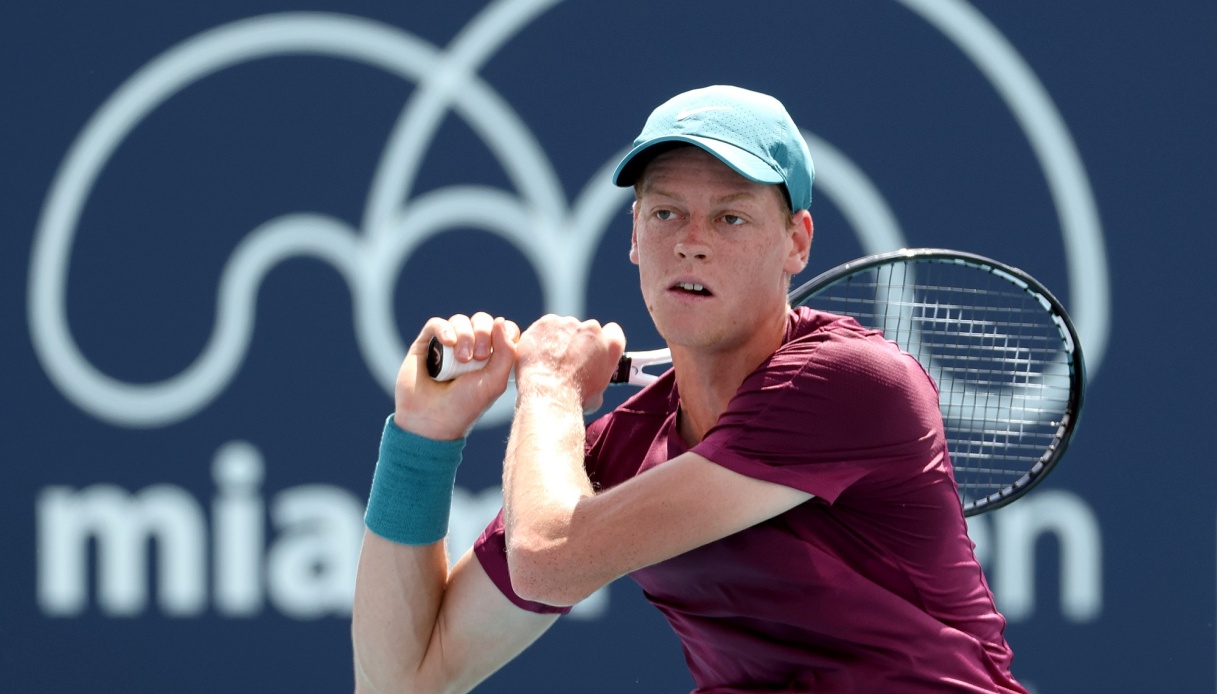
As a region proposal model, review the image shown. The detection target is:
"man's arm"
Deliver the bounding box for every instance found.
[503,317,813,607]
[352,314,558,693]
[352,536,557,693]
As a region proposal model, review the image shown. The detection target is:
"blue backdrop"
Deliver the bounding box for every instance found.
[3,1,1214,692]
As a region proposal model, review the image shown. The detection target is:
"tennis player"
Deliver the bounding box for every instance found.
[352,85,1028,693]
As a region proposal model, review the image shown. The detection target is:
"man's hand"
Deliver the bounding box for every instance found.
[513,315,626,413]
[394,312,520,440]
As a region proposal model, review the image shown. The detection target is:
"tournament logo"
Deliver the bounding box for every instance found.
[28,0,1106,623]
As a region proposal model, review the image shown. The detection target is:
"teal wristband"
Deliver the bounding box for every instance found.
[364,415,466,545]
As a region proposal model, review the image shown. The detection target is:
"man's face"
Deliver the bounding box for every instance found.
[629,146,812,352]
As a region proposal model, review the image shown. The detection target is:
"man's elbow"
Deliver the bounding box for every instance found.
[506,540,595,607]
[352,631,450,694]
[354,666,451,694]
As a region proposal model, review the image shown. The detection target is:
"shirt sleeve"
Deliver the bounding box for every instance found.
[472,510,572,615]
[692,325,944,504]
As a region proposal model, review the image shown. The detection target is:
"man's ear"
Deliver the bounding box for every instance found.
[629,201,640,266]
[784,210,813,275]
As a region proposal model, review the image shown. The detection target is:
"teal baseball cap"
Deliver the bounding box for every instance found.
[612,85,815,211]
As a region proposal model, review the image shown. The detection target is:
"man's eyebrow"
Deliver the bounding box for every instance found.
[640,185,764,206]
[715,191,764,205]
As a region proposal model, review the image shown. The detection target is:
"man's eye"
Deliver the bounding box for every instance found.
[722,214,745,226]
[655,209,674,221]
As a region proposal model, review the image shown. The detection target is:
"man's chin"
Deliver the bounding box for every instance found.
[654,324,726,353]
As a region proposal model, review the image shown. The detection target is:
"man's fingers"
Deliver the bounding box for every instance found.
[410,315,514,387]
[470,312,496,361]
[602,322,627,357]
[485,318,519,378]
[447,314,476,362]
[504,319,522,344]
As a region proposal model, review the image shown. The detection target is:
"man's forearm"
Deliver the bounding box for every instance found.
[501,382,597,604]
[352,531,448,693]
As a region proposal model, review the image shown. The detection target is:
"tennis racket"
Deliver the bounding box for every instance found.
[427,248,1086,516]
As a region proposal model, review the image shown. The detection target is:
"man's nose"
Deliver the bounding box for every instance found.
[675,218,710,260]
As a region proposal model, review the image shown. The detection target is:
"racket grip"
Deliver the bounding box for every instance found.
[425,336,634,384]
[426,337,490,381]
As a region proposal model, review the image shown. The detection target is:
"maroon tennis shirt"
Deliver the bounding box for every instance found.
[475,308,1027,693]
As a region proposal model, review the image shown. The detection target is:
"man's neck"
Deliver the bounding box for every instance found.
[671,311,788,446]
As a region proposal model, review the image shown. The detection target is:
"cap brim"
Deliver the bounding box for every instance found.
[612,135,783,188]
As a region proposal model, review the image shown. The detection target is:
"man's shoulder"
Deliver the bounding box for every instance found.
[778,307,931,392]
[777,306,886,365]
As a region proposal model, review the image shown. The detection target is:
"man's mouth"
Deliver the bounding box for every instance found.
[672,281,713,297]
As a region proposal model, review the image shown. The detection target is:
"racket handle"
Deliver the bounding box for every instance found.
[425,337,640,384]
[425,337,490,381]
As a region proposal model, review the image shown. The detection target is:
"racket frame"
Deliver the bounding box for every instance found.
[791,248,1086,516]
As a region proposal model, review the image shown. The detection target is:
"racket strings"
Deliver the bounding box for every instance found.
[804,259,1076,507]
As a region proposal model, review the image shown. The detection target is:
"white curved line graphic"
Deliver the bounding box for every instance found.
[27,10,588,427]
[28,1,1107,430]
[364,0,565,233]
[896,0,1110,371]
